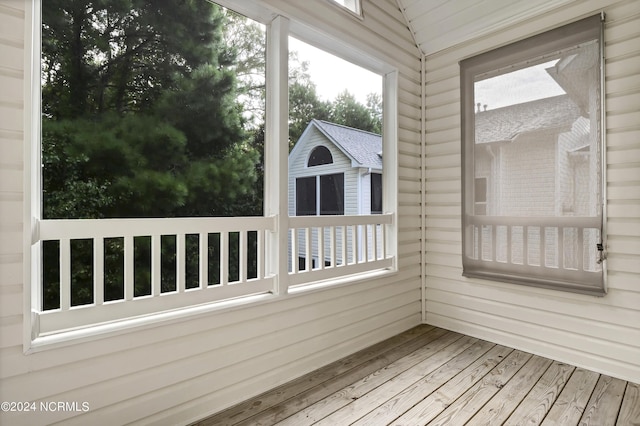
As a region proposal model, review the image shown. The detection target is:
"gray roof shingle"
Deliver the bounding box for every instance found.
[312,120,382,168]
[475,95,582,144]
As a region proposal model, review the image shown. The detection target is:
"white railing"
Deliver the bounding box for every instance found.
[465,216,602,286]
[34,214,396,334]
[288,214,394,286]
[35,216,276,334]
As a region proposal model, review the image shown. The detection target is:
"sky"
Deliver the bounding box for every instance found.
[233,8,563,112]
[474,60,565,110]
[288,37,562,110]
[289,37,382,104]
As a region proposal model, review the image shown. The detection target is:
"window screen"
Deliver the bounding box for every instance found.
[460,15,605,295]
[296,177,316,216]
[296,173,344,215]
[308,146,333,166]
[320,173,344,215]
[371,173,382,214]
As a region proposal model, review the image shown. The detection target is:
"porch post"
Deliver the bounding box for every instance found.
[265,15,290,295]
[383,71,399,271]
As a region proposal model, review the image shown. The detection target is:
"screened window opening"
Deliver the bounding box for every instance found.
[371,173,382,214]
[296,176,317,216]
[38,1,269,317]
[320,173,344,215]
[285,36,394,282]
[32,0,398,338]
[41,1,266,220]
[295,173,344,216]
[460,14,605,295]
[308,146,333,166]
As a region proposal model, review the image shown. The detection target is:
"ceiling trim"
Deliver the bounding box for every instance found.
[396,0,576,57]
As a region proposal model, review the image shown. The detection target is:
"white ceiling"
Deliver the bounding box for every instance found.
[396,0,575,56]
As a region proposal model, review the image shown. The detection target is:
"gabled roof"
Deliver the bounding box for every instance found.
[474,95,582,144]
[310,120,382,169]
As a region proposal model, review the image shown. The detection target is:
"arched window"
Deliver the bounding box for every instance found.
[308,146,333,166]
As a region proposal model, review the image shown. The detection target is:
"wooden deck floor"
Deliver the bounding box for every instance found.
[195,325,640,426]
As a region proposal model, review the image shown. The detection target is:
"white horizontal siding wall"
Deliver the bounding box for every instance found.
[288,129,358,265]
[423,0,640,383]
[0,0,25,373]
[288,127,356,216]
[0,0,422,425]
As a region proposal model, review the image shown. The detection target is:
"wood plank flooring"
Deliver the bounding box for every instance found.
[194,325,640,426]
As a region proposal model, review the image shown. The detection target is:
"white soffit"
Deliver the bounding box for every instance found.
[396,0,576,56]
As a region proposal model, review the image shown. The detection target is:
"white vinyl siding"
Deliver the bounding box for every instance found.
[424,0,640,384]
[0,1,25,358]
[0,1,422,425]
[288,127,356,216]
[3,0,636,424]
[289,128,358,267]
[361,171,372,214]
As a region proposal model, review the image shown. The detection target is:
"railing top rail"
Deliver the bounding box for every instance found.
[37,215,277,241]
[467,215,601,228]
[289,213,393,228]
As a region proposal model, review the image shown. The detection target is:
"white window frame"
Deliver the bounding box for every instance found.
[460,14,607,296]
[24,0,398,349]
[327,0,363,19]
[307,145,334,167]
[295,173,345,216]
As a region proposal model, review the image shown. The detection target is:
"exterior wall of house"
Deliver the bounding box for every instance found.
[557,117,591,216]
[0,0,422,425]
[288,126,358,217]
[288,126,359,265]
[499,134,557,216]
[361,171,372,214]
[424,0,640,383]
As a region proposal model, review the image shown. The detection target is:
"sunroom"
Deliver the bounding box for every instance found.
[0,0,638,425]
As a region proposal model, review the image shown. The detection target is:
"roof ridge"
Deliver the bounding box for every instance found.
[477,93,571,114]
[314,119,382,137]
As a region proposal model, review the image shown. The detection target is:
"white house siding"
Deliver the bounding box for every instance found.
[0,0,25,375]
[424,0,640,384]
[500,135,557,216]
[288,127,357,265]
[0,1,422,425]
[287,126,356,217]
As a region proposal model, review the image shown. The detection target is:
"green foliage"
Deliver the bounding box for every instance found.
[287,49,382,147]
[288,85,382,148]
[330,90,381,134]
[42,119,115,219]
[288,81,332,148]
[42,0,258,219]
[41,1,266,307]
[223,8,266,127]
[43,114,190,218]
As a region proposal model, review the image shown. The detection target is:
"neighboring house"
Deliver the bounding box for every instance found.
[474,94,587,217]
[288,119,383,269]
[473,94,599,272]
[469,43,602,281]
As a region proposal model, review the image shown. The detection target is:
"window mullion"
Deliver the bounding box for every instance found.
[264,14,290,294]
[316,176,321,215]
